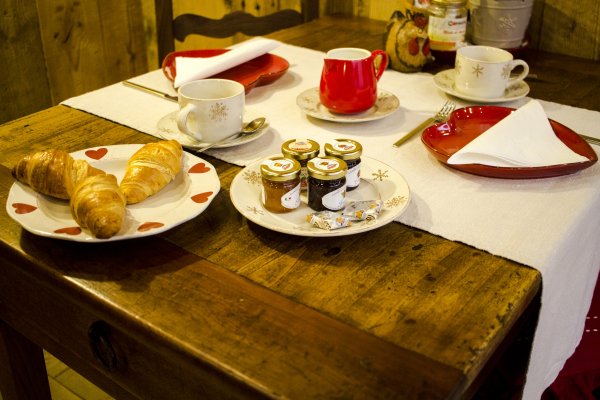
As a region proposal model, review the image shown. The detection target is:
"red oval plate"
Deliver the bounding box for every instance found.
[162,49,289,93]
[421,106,598,179]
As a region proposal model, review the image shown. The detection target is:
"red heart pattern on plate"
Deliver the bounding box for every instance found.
[12,203,37,214]
[55,227,82,235]
[191,191,213,203]
[189,162,211,173]
[85,147,108,160]
[138,222,164,232]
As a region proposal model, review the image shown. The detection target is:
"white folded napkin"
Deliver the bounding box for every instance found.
[173,38,280,88]
[447,100,589,167]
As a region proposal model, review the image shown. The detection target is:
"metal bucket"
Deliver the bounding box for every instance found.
[469,0,534,48]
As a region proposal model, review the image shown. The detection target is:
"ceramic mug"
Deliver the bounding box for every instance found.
[454,46,529,99]
[177,79,245,142]
[319,48,388,114]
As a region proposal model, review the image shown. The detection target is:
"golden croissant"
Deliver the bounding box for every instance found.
[11,149,104,199]
[70,174,127,239]
[120,140,183,204]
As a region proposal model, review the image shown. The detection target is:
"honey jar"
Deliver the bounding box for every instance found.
[307,156,347,211]
[260,156,301,213]
[324,139,362,191]
[281,139,320,191]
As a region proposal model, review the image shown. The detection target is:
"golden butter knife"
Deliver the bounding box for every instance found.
[581,134,600,146]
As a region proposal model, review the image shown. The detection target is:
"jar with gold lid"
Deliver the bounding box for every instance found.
[427,0,467,64]
[260,156,301,213]
[324,139,362,191]
[307,156,347,211]
[281,139,320,191]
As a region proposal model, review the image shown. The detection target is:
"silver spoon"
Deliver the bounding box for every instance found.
[190,117,267,153]
[157,117,267,152]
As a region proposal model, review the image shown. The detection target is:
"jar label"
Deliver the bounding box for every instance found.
[289,139,313,151]
[322,184,346,210]
[263,158,296,172]
[428,15,467,51]
[281,183,301,209]
[331,140,357,152]
[347,163,361,188]
[312,157,341,171]
[300,166,309,190]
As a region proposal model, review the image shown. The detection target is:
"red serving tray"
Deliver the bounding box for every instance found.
[421,106,597,179]
[162,49,289,93]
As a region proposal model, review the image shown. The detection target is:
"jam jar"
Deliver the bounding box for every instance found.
[260,156,301,213]
[324,139,362,191]
[307,156,347,211]
[281,139,320,191]
[427,0,468,65]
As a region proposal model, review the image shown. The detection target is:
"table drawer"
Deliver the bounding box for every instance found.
[0,254,266,400]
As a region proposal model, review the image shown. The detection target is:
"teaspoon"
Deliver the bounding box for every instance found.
[190,117,267,153]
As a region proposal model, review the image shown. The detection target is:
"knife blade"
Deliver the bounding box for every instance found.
[122,80,178,102]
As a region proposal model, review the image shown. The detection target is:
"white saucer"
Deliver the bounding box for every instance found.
[296,88,400,123]
[156,109,268,150]
[433,69,530,103]
[230,156,410,237]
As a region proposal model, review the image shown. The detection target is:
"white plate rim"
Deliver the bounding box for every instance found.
[229,156,411,237]
[296,87,400,123]
[156,108,269,149]
[6,144,221,242]
[433,69,530,103]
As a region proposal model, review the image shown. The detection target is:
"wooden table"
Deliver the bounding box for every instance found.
[1,15,598,400]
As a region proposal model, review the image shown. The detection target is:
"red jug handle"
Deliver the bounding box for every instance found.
[371,49,388,81]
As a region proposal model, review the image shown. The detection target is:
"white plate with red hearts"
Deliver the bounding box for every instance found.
[6,144,220,242]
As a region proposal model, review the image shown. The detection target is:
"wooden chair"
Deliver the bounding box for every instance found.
[154,0,319,65]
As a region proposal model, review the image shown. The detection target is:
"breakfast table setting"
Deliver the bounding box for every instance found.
[1,15,599,400]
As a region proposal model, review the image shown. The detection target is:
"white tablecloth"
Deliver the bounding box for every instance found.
[62,39,600,399]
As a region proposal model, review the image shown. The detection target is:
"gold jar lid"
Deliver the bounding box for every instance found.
[281,139,320,160]
[324,139,363,161]
[307,156,347,180]
[431,0,466,6]
[260,156,301,182]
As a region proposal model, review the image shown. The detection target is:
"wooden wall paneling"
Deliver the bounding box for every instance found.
[37,0,148,105]
[0,0,52,124]
[97,0,149,81]
[141,0,158,71]
[538,0,600,61]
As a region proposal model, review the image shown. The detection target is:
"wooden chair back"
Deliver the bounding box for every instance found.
[154,0,319,65]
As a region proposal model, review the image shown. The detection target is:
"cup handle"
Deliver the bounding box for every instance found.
[176,103,203,140]
[508,59,529,84]
[371,49,389,81]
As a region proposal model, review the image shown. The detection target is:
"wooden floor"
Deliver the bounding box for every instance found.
[0,351,113,400]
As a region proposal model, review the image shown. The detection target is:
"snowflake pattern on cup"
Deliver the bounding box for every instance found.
[209,102,228,122]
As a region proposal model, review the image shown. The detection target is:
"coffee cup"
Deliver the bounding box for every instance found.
[319,48,388,114]
[454,46,529,99]
[177,79,245,142]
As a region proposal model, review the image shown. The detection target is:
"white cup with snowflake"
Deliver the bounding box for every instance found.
[177,79,245,142]
[454,46,529,99]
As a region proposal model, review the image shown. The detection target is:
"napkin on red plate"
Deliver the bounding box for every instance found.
[173,38,280,88]
[447,100,589,167]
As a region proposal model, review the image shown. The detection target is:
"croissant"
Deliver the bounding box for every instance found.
[12,149,104,199]
[120,140,183,204]
[70,174,126,239]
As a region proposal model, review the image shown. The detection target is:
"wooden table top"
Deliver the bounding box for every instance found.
[3,15,598,400]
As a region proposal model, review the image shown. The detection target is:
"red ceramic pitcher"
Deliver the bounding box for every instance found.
[319,48,388,114]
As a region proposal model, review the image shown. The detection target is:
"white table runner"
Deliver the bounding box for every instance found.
[62,40,600,400]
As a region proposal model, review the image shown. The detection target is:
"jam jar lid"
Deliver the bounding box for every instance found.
[260,156,301,182]
[281,139,320,160]
[307,156,347,180]
[430,0,466,6]
[324,139,363,161]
